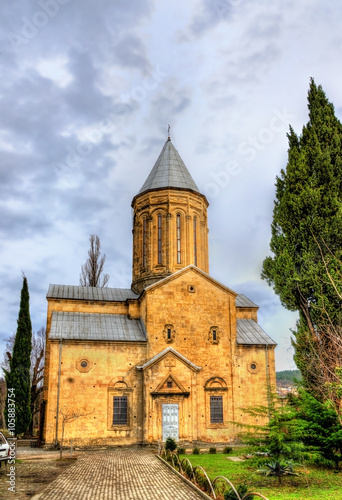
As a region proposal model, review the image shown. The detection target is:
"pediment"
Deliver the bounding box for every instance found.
[151,372,189,397]
[136,347,201,372]
[142,265,238,297]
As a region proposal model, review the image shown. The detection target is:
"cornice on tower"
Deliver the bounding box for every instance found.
[131,138,209,293]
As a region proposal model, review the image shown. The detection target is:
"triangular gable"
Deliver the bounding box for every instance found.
[136,347,201,372]
[141,265,238,297]
[151,372,189,396]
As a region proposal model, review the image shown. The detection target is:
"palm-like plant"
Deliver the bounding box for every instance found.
[258,460,299,485]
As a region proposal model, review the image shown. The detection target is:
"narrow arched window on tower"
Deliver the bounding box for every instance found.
[176,214,181,264]
[142,218,147,268]
[193,216,197,266]
[158,213,162,264]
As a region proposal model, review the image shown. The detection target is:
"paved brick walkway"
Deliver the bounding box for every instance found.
[36,448,205,500]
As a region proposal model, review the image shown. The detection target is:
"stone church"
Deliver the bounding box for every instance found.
[43,137,276,446]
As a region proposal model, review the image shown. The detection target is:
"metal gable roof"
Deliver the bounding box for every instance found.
[236,294,258,308]
[47,285,139,302]
[138,139,200,195]
[49,311,146,342]
[236,319,276,346]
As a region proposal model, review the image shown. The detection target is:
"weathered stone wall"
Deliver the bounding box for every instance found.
[44,339,147,446]
[138,267,272,444]
[43,269,275,446]
[131,189,209,293]
[232,344,276,425]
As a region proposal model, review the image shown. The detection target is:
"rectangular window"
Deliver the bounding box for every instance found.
[210,396,223,423]
[158,214,162,264]
[113,396,128,425]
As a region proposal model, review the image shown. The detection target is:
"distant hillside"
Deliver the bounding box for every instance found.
[276,369,301,387]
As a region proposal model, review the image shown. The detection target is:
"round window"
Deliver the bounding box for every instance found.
[250,363,257,370]
[80,360,88,368]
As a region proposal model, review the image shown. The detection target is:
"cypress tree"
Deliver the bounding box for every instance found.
[4,276,32,435]
[262,78,342,395]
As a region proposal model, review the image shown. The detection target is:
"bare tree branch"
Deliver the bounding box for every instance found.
[59,406,95,458]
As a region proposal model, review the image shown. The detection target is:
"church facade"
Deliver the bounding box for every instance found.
[43,137,276,446]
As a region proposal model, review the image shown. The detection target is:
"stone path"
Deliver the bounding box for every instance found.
[35,448,205,500]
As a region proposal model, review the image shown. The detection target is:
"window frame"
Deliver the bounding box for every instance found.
[107,384,132,431]
[210,396,223,424]
[157,213,162,264]
[204,377,227,428]
[142,217,147,268]
[113,396,128,425]
[176,214,181,264]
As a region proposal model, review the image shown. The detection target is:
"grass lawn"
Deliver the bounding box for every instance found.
[181,449,342,500]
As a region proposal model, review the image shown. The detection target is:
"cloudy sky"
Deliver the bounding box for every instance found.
[1,0,341,371]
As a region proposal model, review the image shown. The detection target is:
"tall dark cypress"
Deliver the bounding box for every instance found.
[4,276,32,435]
[262,78,342,395]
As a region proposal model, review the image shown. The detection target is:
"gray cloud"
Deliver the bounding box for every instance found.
[186,0,236,38]
[0,0,341,372]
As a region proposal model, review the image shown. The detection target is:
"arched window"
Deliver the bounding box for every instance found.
[142,218,147,268]
[158,213,162,264]
[176,214,181,264]
[193,216,197,266]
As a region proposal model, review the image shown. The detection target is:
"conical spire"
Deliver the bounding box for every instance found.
[138,139,200,195]
[131,136,209,293]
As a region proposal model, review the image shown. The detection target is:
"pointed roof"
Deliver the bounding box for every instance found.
[137,138,201,195]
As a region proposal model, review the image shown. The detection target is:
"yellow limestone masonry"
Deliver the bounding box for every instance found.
[43,138,276,446]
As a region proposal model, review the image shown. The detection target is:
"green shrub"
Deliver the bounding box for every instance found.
[223,446,233,454]
[194,468,211,493]
[177,447,186,455]
[192,447,200,454]
[209,447,217,454]
[165,437,177,452]
[224,484,254,500]
[182,460,193,478]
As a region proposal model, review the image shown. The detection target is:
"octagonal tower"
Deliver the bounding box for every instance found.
[131,137,209,293]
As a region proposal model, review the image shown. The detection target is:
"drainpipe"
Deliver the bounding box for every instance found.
[55,329,62,447]
[265,345,271,420]
[141,369,145,446]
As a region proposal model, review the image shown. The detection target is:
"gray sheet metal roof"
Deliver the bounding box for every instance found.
[49,312,146,342]
[237,319,276,346]
[138,139,200,195]
[236,294,258,308]
[47,285,139,302]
